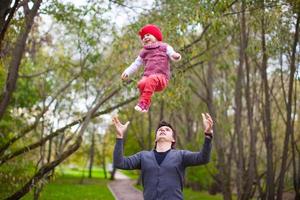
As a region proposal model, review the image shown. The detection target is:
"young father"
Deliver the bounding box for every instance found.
[112,113,213,200]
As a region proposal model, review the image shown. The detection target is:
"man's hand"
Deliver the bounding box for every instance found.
[121,72,129,81]
[202,113,213,136]
[112,116,130,139]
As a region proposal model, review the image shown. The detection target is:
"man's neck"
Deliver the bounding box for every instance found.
[156,141,172,152]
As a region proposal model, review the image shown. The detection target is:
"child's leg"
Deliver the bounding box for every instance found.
[153,74,168,92]
[137,76,148,102]
[140,77,158,106]
[136,74,168,111]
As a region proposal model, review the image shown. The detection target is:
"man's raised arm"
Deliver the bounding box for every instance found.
[112,116,141,170]
[182,113,213,167]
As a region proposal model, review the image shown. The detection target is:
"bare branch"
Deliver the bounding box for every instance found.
[0,72,81,156]
[0,92,137,165]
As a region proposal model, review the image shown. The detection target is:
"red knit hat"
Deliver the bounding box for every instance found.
[139,24,163,41]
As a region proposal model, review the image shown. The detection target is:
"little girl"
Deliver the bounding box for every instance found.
[121,24,181,112]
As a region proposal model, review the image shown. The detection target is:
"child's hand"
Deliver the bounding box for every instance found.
[171,53,181,61]
[121,72,129,81]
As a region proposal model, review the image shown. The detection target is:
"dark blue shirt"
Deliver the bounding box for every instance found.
[154,149,171,165]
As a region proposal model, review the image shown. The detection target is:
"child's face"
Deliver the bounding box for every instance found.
[141,33,157,45]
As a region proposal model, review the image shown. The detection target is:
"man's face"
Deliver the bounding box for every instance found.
[141,33,157,45]
[155,126,175,142]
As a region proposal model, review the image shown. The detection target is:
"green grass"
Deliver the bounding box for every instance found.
[56,166,108,178]
[21,167,114,200]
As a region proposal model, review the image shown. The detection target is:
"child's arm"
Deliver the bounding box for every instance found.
[166,45,182,62]
[121,56,143,80]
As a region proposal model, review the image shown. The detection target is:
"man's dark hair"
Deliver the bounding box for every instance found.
[155,120,176,149]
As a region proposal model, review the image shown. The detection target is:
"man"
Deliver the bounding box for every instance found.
[112,113,213,200]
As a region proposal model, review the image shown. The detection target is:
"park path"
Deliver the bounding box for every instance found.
[108,171,144,200]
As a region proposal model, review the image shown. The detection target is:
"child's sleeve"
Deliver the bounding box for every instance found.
[123,56,143,76]
[166,45,182,61]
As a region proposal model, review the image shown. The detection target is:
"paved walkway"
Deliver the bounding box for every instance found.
[108,171,143,200]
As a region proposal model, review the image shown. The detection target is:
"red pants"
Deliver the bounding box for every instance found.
[137,74,168,106]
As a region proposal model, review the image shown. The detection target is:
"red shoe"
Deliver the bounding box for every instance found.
[134,102,149,113]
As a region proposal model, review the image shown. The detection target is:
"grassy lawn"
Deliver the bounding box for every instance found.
[56,166,108,178]
[21,167,114,200]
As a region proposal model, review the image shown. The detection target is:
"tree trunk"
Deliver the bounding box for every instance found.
[88,131,95,178]
[276,12,300,200]
[47,137,53,163]
[110,167,116,180]
[292,139,300,199]
[0,0,12,31]
[243,36,258,200]
[0,0,42,120]
[34,100,46,200]
[148,109,152,150]
[206,55,232,200]
[234,2,246,198]
[0,0,20,50]
[102,139,107,179]
[260,2,275,199]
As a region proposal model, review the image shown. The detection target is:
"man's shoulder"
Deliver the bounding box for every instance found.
[139,150,153,155]
[172,149,190,155]
[169,149,186,156]
[137,150,153,159]
[170,149,181,152]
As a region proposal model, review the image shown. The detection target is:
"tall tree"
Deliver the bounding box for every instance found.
[260,1,275,198]
[0,0,42,120]
[276,11,300,200]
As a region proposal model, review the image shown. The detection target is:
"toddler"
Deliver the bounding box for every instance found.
[121,24,181,112]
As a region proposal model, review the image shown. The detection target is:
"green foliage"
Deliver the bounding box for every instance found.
[0,159,36,199]
[0,113,26,146]
[186,163,217,189]
[13,78,42,108]
[0,63,6,88]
